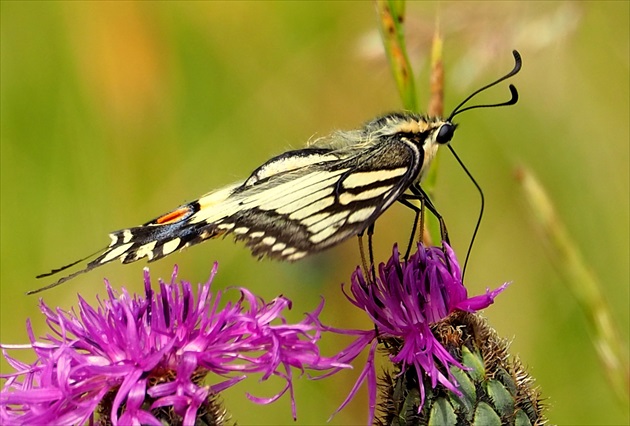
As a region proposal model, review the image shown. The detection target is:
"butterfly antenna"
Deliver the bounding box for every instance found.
[444,50,522,279]
[448,50,522,121]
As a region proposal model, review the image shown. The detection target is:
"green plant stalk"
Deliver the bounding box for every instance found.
[375,0,418,112]
[375,0,443,244]
[517,166,630,404]
[423,30,445,244]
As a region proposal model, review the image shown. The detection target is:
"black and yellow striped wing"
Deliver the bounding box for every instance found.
[34,51,523,293]
[33,112,452,293]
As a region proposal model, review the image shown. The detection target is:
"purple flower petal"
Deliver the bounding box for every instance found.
[1,263,351,425]
[330,242,509,424]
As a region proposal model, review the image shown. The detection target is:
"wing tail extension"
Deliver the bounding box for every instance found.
[29,202,226,295]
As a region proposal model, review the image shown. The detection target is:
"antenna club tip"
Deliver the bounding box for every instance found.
[508,84,519,104]
[511,50,523,71]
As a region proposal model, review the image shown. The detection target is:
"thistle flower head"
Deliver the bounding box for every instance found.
[375,311,546,426]
[0,264,346,425]
[334,243,508,423]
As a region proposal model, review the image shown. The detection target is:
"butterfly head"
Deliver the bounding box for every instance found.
[411,118,458,180]
[435,121,457,145]
[372,113,456,144]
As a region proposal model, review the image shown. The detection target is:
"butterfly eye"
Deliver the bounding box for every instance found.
[436,123,455,144]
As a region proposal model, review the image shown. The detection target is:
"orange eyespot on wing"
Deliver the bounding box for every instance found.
[155,207,193,225]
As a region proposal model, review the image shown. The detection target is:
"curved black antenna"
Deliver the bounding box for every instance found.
[442,50,522,278]
[447,145,484,280]
[447,50,522,121]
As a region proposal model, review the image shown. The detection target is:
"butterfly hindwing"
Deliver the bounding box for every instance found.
[85,137,423,270]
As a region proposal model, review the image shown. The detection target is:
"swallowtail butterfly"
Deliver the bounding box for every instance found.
[32,50,522,294]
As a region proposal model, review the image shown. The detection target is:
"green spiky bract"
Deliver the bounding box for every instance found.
[376,312,545,426]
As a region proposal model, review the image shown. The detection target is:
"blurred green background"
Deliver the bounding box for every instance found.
[1,2,628,424]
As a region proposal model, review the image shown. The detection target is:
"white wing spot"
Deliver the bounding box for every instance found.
[233,227,249,235]
[162,238,181,256]
[108,233,118,247]
[102,243,134,264]
[218,223,235,230]
[122,229,133,244]
[282,247,297,256]
[272,242,286,252]
[262,236,276,246]
[287,251,307,261]
[249,231,265,239]
[135,241,157,261]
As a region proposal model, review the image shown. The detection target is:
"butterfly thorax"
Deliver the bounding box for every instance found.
[358,112,453,183]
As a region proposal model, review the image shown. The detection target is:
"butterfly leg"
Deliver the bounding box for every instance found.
[398,195,424,261]
[409,184,450,245]
[357,223,377,285]
[408,184,455,273]
[367,223,376,284]
[364,223,383,342]
[357,231,369,286]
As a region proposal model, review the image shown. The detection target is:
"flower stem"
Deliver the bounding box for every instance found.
[375,0,417,112]
[423,27,445,244]
[376,0,446,244]
[517,166,630,404]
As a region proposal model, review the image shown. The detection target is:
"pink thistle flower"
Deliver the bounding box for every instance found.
[0,263,347,425]
[330,242,509,424]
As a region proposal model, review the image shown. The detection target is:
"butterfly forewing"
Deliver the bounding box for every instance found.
[95,134,423,267]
